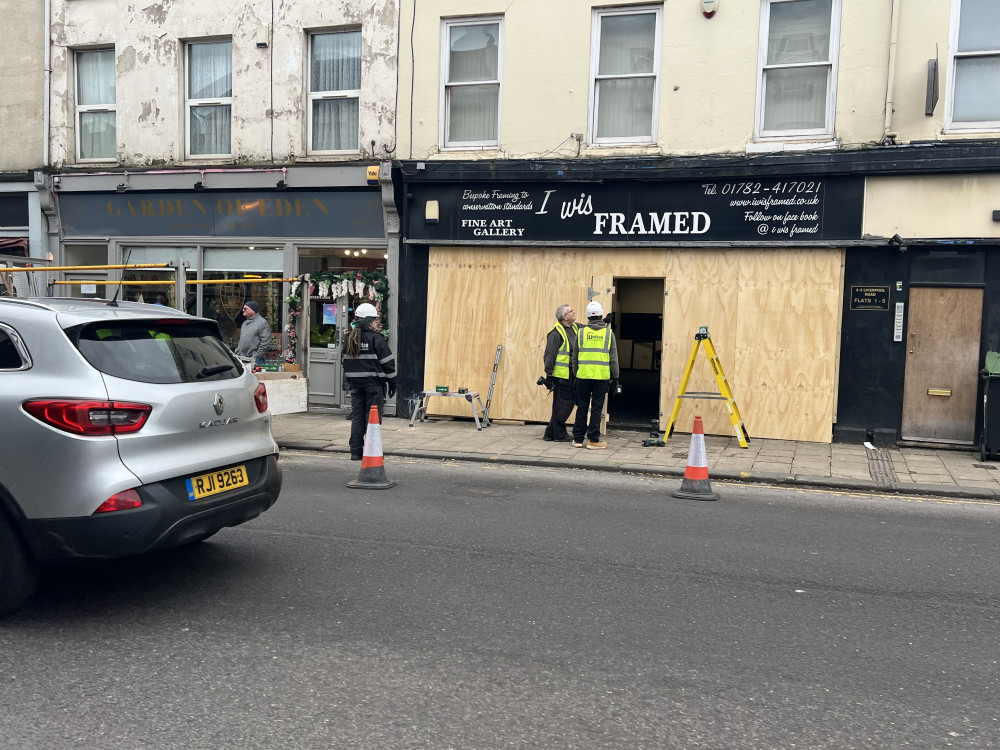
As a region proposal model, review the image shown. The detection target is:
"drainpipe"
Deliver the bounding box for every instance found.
[43,0,51,166]
[882,0,901,144]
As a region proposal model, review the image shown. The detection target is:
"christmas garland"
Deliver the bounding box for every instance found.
[283,270,390,362]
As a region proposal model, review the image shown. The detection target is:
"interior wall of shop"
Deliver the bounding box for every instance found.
[421,246,844,443]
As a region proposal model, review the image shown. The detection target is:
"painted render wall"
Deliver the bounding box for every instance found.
[866,175,1000,240]
[48,0,398,168]
[0,0,45,170]
[396,0,977,161]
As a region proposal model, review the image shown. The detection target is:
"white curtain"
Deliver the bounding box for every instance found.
[77,49,116,159]
[188,41,232,155]
[596,13,655,139]
[763,0,831,132]
[447,23,499,142]
[954,0,1000,122]
[311,32,361,150]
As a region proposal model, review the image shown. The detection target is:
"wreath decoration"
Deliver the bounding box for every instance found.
[283,270,390,362]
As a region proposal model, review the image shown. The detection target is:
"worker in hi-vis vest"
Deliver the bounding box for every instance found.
[541,303,579,442]
[571,301,620,450]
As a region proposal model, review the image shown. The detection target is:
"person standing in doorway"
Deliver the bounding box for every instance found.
[342,302,397,461]
[542,303,578,441]
[572,301,620,450]
[235,300,271,366]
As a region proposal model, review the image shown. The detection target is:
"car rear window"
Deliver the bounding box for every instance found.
[69,320,243,384]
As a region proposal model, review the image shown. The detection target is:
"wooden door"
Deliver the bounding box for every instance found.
[901,287,983,443]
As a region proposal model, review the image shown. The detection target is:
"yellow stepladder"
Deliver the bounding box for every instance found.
[664,326,750,448]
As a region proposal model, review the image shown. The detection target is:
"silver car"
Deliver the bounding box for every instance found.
[0,297,282,614]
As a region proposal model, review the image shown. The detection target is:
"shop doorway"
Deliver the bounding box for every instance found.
[901,287,983,444]
[609,277,664,430]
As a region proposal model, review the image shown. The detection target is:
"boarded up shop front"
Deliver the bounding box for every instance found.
[404,176,864,443]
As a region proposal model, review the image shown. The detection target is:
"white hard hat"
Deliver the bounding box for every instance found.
[586,301,604,318]
[355,303,378,318]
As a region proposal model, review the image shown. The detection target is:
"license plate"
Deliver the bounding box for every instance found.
[185,465,249,501]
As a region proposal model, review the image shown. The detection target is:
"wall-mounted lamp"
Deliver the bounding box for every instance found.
[992,210,1000,222]
[52,176,61,189]
[702,0,718,17]
[425,200,440,224]
[256,23,270,49]
[275,180,287,190]
[344,249,351,256]
[116,183,130,193]
[193,181,205,191]
[889,233,904,246]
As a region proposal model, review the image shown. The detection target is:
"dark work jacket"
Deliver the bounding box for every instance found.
[342,325,397,389]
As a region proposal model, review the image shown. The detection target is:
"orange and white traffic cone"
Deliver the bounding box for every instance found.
[348,404,397,490]
[671,415,719,501]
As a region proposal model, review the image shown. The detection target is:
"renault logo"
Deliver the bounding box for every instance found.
[213,393,225,415]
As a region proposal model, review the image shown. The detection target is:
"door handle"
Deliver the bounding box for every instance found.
[927,388,952,397]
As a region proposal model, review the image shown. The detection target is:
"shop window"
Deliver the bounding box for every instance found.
[756,0,840,139]
[308,30,361,153]
[186,40,232,158]
[948,0,1000,130]
[75,48,116,161]
[442,17,502,148]
[589,6,660,144]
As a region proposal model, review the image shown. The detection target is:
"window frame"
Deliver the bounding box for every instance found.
[587,5,662,146]
[184,39,233,159]
[307,28,362,155]
[74,47,117,163]
[945,0,1000,132]
[754,0,841,141]
[439,16,504,150]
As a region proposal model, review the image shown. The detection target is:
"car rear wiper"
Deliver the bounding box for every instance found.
[195,364,237,380]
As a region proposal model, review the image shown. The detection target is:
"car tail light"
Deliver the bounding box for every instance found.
[254,382,268,413]
[23,399,152,435]
[94,489,143,514]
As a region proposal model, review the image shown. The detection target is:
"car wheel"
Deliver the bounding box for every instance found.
[0,512,39,616]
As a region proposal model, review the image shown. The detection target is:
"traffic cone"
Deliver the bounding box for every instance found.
[671,415,719,501]
[348,405,397,490]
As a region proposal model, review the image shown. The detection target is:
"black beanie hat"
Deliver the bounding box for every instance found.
[245,300,259,314]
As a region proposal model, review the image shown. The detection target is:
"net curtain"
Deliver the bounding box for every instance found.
[596,13,656,139]
[447,23,499,143]
[77,49,116,159]
[762,0,832,132]
[311,31,362,151]
[188,41,232,155]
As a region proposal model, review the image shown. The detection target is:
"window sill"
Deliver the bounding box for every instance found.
[746,139,840,154]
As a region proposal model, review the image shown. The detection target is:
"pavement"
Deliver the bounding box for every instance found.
[271,408,1000,501]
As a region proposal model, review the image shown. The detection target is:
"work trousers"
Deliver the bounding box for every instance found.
[543,377,575,440]
[573,379,609,443]
[349,383,385,456]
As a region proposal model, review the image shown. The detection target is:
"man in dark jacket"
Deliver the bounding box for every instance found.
[542,303,578,441]
[342,302,397,460]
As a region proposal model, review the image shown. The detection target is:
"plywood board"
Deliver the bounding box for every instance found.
[423,248,508,418]
[424,246,843,442]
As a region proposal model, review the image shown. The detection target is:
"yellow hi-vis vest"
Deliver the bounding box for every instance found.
[576,326,611,380]
[549,322,577,379]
